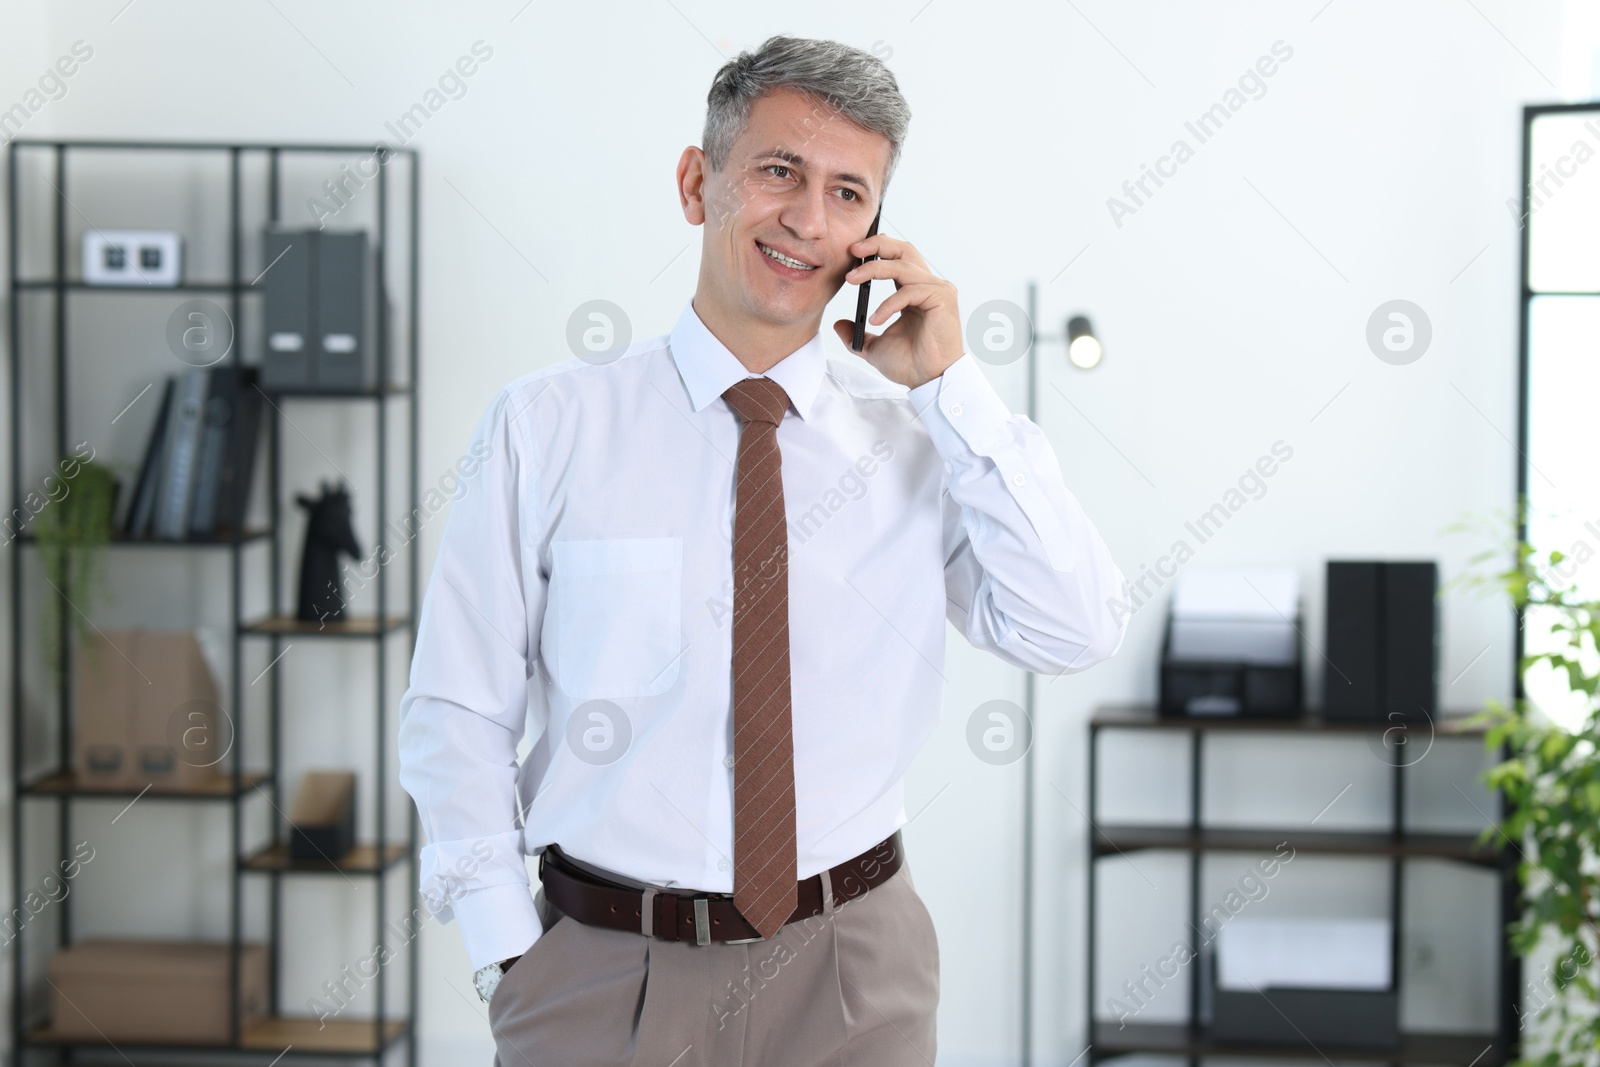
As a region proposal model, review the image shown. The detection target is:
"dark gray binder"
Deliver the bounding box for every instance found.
[315,230,376,391]
[1324,561,1381,718]
[261,229,312,390]
[1324,560,1438,720]
[1382,561,1438,718]
[219,367,264,535]
[187,366,263,538]
[153,367,209,539]
[124,375,174,538]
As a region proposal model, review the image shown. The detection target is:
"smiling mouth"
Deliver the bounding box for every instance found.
[756,240,818,271]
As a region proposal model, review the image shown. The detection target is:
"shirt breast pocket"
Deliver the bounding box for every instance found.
[549,537,683,700]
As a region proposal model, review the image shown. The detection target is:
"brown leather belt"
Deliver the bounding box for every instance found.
[538,831,903,945]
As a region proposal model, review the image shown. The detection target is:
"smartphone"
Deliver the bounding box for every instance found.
[851,204,883,353]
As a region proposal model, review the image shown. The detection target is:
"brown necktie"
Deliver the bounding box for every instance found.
[721,377,797,940]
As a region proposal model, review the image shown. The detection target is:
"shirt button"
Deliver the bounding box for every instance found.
[948,403,963,416]
[718,858,731,872]
[723,754,735,768]
[1012,473,1026,486]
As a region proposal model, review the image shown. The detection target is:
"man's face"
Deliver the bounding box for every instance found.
[696,86,890,330]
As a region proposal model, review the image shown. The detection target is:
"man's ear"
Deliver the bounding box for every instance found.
[677,146,706,226]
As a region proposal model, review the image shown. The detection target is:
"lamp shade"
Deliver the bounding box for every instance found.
[1066,314,1101,369]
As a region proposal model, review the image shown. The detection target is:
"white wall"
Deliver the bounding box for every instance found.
[0,1,1583,1064]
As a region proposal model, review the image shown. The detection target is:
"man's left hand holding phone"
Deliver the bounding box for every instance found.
[834,206,966,392]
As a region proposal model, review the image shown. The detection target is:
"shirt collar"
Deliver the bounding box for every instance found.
[668,297,825,422]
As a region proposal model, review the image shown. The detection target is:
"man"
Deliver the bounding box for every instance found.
[398,34,1126,1067]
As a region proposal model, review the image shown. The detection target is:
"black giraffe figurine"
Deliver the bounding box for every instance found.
[295,479,362,623]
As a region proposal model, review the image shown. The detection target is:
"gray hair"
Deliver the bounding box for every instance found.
[702,35,911,198]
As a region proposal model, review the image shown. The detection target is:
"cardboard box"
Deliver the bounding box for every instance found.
[74,629,224,790]
[289,770,356,861]
[47,939,267,1044]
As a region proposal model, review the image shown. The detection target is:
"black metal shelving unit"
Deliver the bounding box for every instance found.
[1084,704,1517,1066]
[7,138,421,1064]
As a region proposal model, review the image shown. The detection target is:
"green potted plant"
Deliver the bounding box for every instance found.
[34,455,119,688]
[1451,506,1600,1066]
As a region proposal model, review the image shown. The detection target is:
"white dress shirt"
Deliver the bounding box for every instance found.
[397,297,1127,971]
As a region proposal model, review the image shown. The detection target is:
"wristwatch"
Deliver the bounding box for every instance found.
[473,954,522,1004]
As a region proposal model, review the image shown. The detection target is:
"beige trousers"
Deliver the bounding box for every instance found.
[487,858,939,1066]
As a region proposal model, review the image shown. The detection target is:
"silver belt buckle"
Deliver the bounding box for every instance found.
[692,898,712,946]
[692,896,767,944]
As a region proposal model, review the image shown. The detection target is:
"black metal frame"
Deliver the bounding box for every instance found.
[6,138,421,1064]
[1083,706,1515,1065]
[1510,98,1600,1062]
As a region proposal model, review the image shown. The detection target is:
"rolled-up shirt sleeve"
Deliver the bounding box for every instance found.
[907,352,1127,676]
[397,384,547,971]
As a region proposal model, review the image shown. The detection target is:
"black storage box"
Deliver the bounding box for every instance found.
[1211,985,1399,1048]
[288,771,356,861]
[1158,611,1303,718]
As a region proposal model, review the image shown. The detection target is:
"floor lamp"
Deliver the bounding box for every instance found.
[1020,280,1100,1067]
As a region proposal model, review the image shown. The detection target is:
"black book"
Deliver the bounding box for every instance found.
[123,376,175,538]
[219,367,264,536]
[186,366,265,538]
[153,367,210,540]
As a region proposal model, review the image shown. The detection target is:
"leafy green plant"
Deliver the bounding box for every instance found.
[1451,506,1600,1066]
[35,457,118,687]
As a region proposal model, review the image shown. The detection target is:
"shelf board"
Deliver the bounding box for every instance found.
[26,1016,409,1055]
[1093,825,1499,866]
[268,384,412,399]
[1091,704,1489,736]
[14,527,271,547]
[243,842,408,875]
[241,613,410,637]
[7,136,420,154]
[13,279,260,292]
[1091,1021,1501,1064]
[241,1016,409,1053]
[22,770,267,798]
